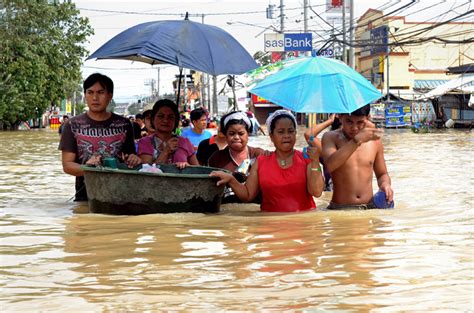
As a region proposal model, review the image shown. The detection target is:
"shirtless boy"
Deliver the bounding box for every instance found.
[321,104,394,209]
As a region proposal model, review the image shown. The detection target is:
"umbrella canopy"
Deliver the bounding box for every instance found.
[87,18,258,76]
[249,57,382,113]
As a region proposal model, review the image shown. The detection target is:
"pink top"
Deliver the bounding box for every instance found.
[257,150,315,212]
[137,134,194,163]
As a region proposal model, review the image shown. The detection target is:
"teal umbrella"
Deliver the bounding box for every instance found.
[249,57,382,113]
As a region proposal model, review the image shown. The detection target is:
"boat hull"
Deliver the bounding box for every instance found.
[82,164,225,215]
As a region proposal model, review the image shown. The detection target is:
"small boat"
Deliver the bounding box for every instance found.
[82,164,225,215]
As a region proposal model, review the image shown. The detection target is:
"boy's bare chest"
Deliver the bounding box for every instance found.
[336,139,376,167]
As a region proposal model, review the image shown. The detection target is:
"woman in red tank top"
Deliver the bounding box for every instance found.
[210,110,324,212]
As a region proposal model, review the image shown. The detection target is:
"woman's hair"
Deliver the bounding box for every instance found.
[220,111,252,135]
[142,109,152,119]
[266,110,297,134]
[151,99,180,130]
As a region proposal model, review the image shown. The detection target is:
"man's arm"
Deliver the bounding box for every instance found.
[210,161,260,202]
[321,131,359,174]
[373,141,394,202]
[306,138,324,198]
[304,114,335,141]
[59,120,85,176]
[62,151,84,176]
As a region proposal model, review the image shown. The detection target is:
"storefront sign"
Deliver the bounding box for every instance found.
[384,102,412,127]
[251,94,270,104]
[264,33,313,52]
[370,26,388,55]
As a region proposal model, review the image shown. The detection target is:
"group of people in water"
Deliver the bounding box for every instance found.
[59,73,394,211]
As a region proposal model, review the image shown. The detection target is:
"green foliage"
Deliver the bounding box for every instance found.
[411,118,433,133]
[74,102,86,115]
[0,0,93,128]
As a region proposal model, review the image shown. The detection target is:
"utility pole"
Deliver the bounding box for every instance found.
[156,67,160,97]
[280,0,285,33]
[183,68,188,110]
[72,91,76,116]
[280,0,285,60]
[386,26,391,102]
[230,76,237,110]
[201,14,210,111]
[304,0,309,56]
[212,75,218,115]
[207,75,212,113]
[303,0,309,125]
[331,21,335,59]
[387,51,390,102]
[349,0,355,68]
[342,0,346,63]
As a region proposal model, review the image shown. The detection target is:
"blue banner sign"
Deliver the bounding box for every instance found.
[385,103,412,127]
[370,26,388,54]
[284,33,313,51]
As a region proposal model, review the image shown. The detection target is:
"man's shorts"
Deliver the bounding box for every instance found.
[326,191,394,210]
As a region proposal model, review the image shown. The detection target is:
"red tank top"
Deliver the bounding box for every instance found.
[257,150,316,212]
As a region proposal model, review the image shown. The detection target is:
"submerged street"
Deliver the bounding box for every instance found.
[0,128,472,310]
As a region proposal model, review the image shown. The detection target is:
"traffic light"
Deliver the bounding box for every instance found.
[266,4,276,19]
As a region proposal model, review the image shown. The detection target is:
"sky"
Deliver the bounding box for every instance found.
[76,0,472,103]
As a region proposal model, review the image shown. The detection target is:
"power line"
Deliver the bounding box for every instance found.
[386,9,473,40]
[325,3,473,50]
[77,5,313,17]
[82,65,174,70]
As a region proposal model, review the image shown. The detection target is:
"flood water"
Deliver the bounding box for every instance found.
[0,127,472,311]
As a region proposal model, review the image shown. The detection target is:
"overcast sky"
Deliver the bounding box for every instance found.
[76,0,472,102]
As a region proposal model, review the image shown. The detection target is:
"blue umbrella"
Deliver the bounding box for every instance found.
[87,15,257,76]
[249,57,382,113]
[87,14,258,105]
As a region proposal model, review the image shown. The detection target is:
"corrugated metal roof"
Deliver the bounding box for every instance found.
[416,73,474,100]
[447,63,474,74]
[415,79,474,91]
[414,80,449,89]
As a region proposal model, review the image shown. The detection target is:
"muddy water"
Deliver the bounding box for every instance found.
[0,128,472,311]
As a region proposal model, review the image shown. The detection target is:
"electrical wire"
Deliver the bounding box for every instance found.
[78,5,318,17]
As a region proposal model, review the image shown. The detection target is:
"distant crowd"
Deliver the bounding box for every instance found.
[58,73,394,212]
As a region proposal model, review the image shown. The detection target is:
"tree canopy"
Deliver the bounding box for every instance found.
[0,0,93,129]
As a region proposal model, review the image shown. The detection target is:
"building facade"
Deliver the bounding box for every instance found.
[355,9,473,99]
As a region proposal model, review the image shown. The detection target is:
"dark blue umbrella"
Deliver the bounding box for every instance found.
[87,15,258,76]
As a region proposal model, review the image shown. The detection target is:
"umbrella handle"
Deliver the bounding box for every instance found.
[176,68,183,107]
[303,136,314,159]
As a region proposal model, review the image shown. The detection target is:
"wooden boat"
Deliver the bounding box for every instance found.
[82,164,225,215]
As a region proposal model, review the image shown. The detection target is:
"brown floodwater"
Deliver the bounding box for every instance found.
[0,127,472,311]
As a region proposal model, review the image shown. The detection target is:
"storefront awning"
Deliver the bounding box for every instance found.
[414,80,449,90]
[416,73,474,100]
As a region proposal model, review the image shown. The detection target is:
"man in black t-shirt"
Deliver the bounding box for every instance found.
[59,73,141,201]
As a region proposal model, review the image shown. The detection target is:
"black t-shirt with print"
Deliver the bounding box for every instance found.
[59,113,136,200]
